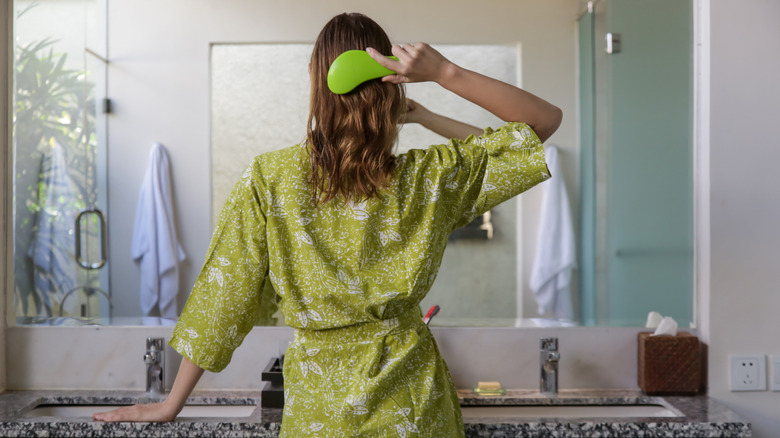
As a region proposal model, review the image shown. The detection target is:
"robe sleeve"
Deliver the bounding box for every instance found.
[169,160,273,372]
[436,122,551,230]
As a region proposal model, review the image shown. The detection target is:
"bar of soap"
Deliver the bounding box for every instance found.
[477,381,502,390]
[474,381,506,396]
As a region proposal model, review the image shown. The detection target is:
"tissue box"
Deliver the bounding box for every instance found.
[638,332,703,395]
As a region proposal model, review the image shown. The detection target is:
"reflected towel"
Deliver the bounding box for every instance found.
[27,142,79,316]
[131,143,186,318]
[529,146,575,319]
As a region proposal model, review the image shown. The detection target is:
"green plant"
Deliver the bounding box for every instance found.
[13,31,99,318]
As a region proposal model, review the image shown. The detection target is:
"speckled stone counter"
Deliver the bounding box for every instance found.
[0,390,279,437]
[0,389,750,437]
[458,389,750,437]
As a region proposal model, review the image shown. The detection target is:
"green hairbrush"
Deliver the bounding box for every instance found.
[327,50,398,94]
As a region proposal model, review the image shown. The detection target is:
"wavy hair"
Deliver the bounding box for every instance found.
[307,13,404,205]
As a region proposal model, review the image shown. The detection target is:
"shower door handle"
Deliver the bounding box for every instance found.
[75,208,108,270]
[606,32,621,54]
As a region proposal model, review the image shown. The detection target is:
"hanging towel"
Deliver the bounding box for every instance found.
[131,143,186,318]
[529,146,576,319]
[27,141,79,316]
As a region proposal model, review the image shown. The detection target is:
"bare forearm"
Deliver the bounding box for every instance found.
[163,357,205,416]
[369,43,562,142]
[437,64,562,142]
[93,356,204,422]
[415,111,482,140]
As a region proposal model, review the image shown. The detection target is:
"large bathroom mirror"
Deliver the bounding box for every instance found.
[9,0,695,328]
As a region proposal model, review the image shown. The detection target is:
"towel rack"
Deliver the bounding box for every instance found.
[615,248,692,258]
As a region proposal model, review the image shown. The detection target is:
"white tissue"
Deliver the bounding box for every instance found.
[652,316,678,336]
[645,311,663,329]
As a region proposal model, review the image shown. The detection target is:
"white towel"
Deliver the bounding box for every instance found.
[529,146,576,319]
[131,143,186,318]
[27,142,79,315]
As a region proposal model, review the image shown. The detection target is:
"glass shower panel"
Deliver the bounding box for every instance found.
[602,0,694,327]
[580,0,694,326]
[12,0,109,323]
[593,0,611,326]
[577,8,596,326]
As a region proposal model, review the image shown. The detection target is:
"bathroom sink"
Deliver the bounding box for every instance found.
[460,404,680,419]
[26,404,257,418]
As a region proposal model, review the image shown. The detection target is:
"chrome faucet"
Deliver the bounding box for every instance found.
[144,337,165,394]
[540,337,560,395]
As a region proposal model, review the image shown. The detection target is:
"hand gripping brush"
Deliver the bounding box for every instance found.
[327,50,398,94]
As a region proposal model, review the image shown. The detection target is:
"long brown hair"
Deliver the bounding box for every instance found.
[307,13,404,205]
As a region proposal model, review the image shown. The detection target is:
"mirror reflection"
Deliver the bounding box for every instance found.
[10,0,694,327]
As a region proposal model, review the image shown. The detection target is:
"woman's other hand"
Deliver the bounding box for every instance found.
[402,99,433,125]
[401,99,482,140]
[93,401,178,422]
[367,43,455,85]
[92,358,204,423]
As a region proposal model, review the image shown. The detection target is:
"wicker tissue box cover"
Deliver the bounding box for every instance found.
[638,332,703,395]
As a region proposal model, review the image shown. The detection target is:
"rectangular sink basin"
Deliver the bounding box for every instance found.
[460,404,680,419]
[26,404,257,418]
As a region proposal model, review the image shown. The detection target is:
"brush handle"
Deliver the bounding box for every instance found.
[327,50,399,94]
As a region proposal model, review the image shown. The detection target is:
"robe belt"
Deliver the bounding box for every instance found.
[293,309,426,377]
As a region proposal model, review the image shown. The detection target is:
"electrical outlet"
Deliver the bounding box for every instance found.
[729,355,766,391]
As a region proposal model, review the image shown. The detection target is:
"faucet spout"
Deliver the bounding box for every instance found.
[144,337,165,394]
[540,337,559,395]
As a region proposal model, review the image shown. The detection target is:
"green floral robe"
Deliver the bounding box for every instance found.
[169,122,550,437]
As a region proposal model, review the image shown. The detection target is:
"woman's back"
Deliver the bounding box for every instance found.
[243,120,547,437]
[256,121,548,331]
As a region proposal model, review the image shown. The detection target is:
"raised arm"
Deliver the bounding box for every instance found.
[368,43,562,142]
[93,357,204,422]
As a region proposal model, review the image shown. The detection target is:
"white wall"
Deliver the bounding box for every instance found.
[708,1,780,436]
[105,0,579,318]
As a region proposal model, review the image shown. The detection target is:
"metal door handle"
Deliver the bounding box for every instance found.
[606,32,621,54]
[75,208,108,270]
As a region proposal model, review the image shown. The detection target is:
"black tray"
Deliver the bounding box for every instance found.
[262,357,283,385]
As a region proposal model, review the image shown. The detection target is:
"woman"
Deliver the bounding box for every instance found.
[95,12,561,437]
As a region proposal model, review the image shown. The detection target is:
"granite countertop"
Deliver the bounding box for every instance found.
[0,389,750,437]
[457,389,750,437]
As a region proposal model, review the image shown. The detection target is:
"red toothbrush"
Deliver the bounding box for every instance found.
[423,305,440,325]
